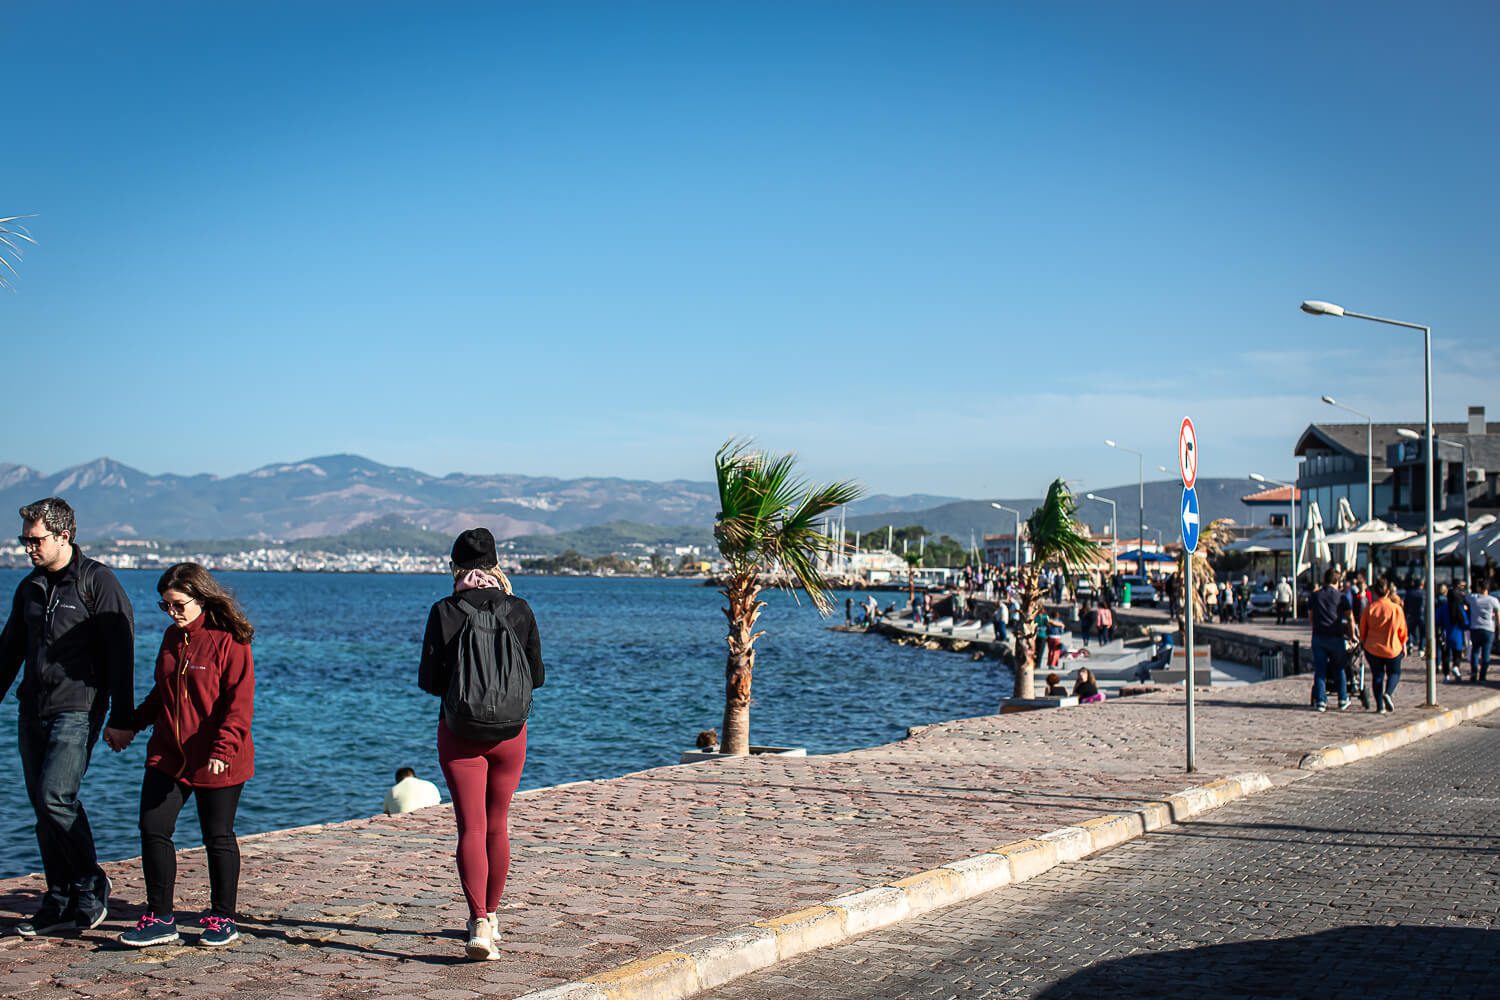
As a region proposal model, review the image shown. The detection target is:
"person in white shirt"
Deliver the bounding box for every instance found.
[1465,579,1500,683]
[384,767,442,815]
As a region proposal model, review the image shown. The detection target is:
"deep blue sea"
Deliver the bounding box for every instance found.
[0,572,1010,880]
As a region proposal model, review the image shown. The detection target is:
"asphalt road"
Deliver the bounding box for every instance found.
[704,718,1500,999]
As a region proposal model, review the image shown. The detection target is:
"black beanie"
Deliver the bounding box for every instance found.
[451,527,497,569]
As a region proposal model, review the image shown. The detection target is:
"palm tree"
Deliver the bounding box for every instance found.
[1011,479,1099,700]
[0,216,37,290]
[714,439,862,755]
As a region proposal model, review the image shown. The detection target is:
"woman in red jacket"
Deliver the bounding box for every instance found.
[117,563,255,948]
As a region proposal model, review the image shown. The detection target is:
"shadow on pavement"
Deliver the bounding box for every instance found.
[1037,926,1500,999]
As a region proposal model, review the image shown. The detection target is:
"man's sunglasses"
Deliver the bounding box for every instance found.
[18,533,55,549]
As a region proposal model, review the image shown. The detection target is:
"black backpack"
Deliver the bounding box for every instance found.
[441,600,533,742]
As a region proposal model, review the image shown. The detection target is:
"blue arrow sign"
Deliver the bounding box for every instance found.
[1181,486,1200,553]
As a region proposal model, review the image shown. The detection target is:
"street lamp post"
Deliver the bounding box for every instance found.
[990,503,1022,576]
[1399,428,1470,586]
[1105,440,1145,575]
[1085,493,1118,579]
[1321,395,1374,522]
[1249,473,1298,620]
[1303,300,1436,708]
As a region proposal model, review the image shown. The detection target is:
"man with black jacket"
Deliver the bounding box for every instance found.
[0,498,135,935]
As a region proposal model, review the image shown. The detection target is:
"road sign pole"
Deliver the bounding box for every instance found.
[1185,552,1196,772]
[1179,416,1200,773]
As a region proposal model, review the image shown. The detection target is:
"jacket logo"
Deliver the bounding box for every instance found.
[186,663,207,671]
[58,604,79,611]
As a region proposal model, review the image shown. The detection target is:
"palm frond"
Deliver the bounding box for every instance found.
[0,214,37,291]
[1025,479,1097,572]
[712,438,864,615]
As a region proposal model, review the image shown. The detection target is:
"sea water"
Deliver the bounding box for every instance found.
[0,571,1010,879]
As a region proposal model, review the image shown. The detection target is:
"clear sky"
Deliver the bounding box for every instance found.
[4,1,1497,498]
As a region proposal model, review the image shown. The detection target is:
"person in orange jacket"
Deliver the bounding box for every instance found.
[1359,576,1408,716]
[107,563,255,948]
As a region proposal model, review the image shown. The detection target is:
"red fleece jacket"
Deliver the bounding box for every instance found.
[132,614,255,788]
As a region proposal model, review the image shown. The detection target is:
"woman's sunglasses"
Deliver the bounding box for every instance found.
[158,599,197,614]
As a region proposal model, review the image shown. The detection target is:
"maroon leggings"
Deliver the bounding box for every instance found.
[437,720,527,920]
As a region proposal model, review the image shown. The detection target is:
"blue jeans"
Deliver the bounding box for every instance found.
[18,710,106,913]
[1311,635,1349,706]
[1368,653,1402,700]
[1471,628,1494,681]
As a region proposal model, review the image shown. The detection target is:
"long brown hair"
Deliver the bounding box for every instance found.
[157,563,255,644]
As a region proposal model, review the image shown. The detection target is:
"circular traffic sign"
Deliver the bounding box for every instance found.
[1178,417,1198,489]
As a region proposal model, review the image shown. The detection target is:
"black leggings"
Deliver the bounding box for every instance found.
[139,768,244,918]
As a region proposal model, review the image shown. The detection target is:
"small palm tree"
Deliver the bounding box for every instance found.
[1011,479,1099,699]
[0,216,38,290]
[714,439,862,755]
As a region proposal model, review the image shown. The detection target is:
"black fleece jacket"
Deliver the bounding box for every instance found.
[0,545,136,727]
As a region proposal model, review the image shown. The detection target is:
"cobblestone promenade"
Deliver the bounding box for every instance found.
[2,677,1495,999]
[706,716,1500,999]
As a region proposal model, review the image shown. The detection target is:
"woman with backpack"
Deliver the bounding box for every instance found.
[418,528,544,962]
[116,563,255,948]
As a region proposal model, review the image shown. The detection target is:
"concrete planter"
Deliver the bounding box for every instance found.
[679,745,808,764]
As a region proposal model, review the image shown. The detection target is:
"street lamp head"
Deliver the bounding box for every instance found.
[1104,439,1117,448]
[991,502,1003,510]
[1397,427,1420,440]
[1301,300,1345,317]
[1321,395,1337,405]
[1085,493,1098,500]
[1249,473,1267,483]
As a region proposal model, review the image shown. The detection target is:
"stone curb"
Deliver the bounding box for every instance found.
[517,698,1500,1000]
[1297,690,1500,770]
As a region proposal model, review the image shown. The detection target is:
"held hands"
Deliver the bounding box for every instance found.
[102,727,135,752]
[208,758,228,776]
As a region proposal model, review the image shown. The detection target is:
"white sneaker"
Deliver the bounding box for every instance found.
[465,918,497,961]
[487,911,501,957]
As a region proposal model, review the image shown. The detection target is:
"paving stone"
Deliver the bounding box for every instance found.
[705,719,1500,999]
[0,677,1493,998]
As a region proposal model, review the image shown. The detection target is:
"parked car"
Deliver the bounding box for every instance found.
[1247,585,1277,617]
[1119,575,1158,607]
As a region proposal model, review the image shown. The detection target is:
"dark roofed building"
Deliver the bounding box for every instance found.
[1384,406,1500,524]
[1294,405,1498,530]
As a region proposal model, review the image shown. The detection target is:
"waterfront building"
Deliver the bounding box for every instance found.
[1294,404,1498,529]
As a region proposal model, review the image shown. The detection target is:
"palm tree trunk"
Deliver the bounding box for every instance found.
[1012,566,1041,700]
[721,572,765,755]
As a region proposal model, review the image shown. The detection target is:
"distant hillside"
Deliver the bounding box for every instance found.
[846,478,1266,545]
[0,454,953,543]
[500,521,716,558]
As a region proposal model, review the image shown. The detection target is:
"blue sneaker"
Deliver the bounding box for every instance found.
[197,915,239,947]
[119,913,179,948]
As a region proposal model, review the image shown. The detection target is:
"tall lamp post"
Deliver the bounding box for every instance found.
[1321,395,1374,522]
[1302,300,1435,708]
[1249,473,1298,620]
[990,503,1022,576]
[1105,439,1145,575]
[1398,428,1470,586]
[1085,493,1118,579]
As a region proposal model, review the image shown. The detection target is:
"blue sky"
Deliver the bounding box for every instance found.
[3,1,1497,498]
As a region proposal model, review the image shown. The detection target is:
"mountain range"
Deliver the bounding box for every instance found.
[0,455,962,543]
[1,455,1271,551]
